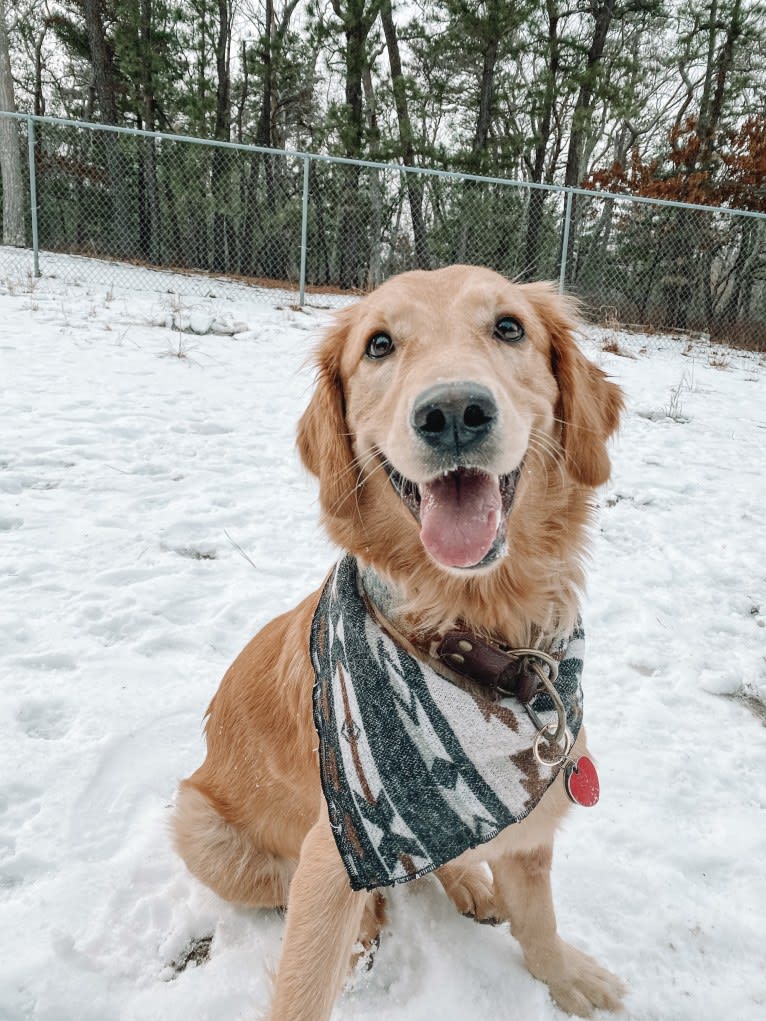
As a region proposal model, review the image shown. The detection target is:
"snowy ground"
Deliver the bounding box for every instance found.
[1,255,765,1021]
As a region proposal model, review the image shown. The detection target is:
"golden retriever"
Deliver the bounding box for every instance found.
[173,265,626,1020]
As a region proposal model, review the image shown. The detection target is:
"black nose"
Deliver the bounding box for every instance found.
[411,382,497,454]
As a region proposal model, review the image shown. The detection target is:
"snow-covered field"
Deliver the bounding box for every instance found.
[1,255,765,1021]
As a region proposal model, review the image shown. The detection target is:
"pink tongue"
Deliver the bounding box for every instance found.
[419,471,502,568]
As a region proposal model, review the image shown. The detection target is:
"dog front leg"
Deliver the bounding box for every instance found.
[436,856,500,923]
[268,812,367,1021]
[493,845,626,1017]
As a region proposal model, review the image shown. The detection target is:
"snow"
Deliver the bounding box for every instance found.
[1,254,765,1021]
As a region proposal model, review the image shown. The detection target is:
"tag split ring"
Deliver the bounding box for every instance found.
[532,725,573,767]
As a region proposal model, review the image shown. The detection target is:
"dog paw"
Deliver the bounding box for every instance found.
[544,941,626,1017]
[350,933,380,974]
[350,891,387,973]
[437,860,502,924]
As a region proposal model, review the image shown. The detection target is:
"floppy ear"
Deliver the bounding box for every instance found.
[296,309,359,523]
[529,282,624,487]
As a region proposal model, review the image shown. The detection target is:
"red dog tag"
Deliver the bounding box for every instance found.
[564,756,600,807]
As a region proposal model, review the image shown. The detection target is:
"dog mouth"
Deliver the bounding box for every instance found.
[379,457,523,570]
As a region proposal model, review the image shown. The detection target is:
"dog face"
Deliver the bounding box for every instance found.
[298,266,622,579]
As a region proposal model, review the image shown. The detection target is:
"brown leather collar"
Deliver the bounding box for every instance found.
[360,582,570,748]
[357,563,555,706]
[436,631,542,703]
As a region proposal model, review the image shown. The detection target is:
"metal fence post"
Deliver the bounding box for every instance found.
[299,155,310,306]
[558,187,573,293]
[27,115,40,277]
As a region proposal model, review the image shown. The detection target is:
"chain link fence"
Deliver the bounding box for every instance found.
[1,112,765,349]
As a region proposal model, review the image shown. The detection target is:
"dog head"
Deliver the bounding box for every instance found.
[297,267,622,603]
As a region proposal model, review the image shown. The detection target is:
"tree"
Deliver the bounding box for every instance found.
[210,0,233,269]
[235,1,314,279]
[0,0,25,246]
[318,0,382,287]
[558,0,618,282]
[81,0,119,123]
[380,0,430,268]
[521,0,563,279]
[3,0,762,300]
[582,0,761,328]
[113,0,181,260]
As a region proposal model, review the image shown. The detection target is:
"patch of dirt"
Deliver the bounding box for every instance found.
[172,935,213,973]
[721,690,766,727]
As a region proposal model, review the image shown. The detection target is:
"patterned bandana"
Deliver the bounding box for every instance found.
[310,555,584,892]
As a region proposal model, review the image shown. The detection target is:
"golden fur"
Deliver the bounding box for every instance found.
[173,266,626,1020]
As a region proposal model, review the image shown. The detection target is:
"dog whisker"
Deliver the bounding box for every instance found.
[551,415,604,437]
[528,428,564,464]
[528,429,567,490]
[327,450,389,516]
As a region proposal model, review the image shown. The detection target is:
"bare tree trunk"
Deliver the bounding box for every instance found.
[256,0,274,147]
[82,0,128,255]
[33,25,46,117]
[664,0,744,330]
[380,0,430,269]
[335,1,367,288]
[211,0,232,270]
[455,5,501,265]
[522,0,560,279]
[0,0,24,247]
[560,0,616,284]
[139,0,160,263]
[362,63,382,287]
[563,0,615,191]
[331,0,380,288]
[473,34,498,161]
[238,1,301,275]
[83,0,118,124]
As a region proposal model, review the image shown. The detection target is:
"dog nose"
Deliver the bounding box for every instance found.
[411,382,497,454]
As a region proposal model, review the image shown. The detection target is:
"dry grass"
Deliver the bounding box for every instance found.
[600,334,638,358]
[159,333,198,363]
[601,335,622,355]
[708,350,731,370]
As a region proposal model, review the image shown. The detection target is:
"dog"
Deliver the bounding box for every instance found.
[173,265,626,1020]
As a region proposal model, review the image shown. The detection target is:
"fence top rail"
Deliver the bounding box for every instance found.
[5,109,765,224]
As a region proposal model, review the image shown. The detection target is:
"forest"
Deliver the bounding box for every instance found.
[0,1,764,340]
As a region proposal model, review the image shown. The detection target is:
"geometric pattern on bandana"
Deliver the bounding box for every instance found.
[310,555,585,892]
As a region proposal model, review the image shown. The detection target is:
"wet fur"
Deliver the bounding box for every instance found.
[173,266,626,1020]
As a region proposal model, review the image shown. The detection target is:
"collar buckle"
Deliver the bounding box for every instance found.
[436,633,568,746]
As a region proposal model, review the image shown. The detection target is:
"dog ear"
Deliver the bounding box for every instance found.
[296,309,359,524]
[529,283,624,487]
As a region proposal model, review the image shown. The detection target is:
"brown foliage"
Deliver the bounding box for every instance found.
[585,116,766,213]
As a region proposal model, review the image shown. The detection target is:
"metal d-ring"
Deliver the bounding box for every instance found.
[533,725,573,768]
[530,660,567,745]
[507,647,560,685]
[509,649,567,746]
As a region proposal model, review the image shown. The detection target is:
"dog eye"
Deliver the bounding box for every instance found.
[366,332,395,359]
[494,316,525,344]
